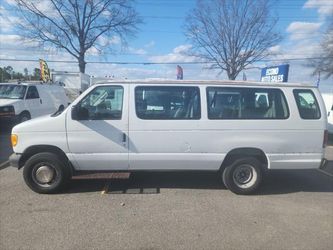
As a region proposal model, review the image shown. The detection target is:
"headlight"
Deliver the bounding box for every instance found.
[0,105,15,112]
[0,105,15,116]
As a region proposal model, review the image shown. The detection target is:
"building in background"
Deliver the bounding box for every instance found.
[51,71,90,101]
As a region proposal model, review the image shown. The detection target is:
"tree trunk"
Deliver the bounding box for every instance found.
[227,70,237,80]
[78,55,86,73]
[229,74,236,80]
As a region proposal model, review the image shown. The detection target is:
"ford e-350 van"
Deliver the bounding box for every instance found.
[9,80,328,194]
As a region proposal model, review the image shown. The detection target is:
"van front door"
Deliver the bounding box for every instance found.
[25,86,42,118]
[66,85,129,170]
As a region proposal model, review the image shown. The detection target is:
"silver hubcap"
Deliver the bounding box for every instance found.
[233,164,257,189]
[35,165,55,184]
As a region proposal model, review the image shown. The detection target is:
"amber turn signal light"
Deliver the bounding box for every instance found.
[11,134,18,147]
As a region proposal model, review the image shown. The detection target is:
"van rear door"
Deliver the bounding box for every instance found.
[66,84,129,170]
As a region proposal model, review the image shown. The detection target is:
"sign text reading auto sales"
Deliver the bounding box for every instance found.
[261,64,289,83]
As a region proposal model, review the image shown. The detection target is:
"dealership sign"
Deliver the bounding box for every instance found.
[261,64,289,82]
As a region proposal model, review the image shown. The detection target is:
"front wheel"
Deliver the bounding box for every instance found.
[222,157,262,195]
[23,152,70,194]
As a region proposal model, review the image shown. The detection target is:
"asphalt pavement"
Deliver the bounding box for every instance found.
[1,167,333,250]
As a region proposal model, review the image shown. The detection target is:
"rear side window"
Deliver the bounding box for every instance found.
[207,87,289,119]
[135,86,201,119]
[293,89,321,119]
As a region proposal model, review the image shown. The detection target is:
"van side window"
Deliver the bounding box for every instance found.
[135,86,201,119]
[293,89,321,119]
[26,86,39,99]
[207,87,289,119]
[78,86,123,120]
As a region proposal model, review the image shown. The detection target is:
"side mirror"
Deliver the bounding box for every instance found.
[71,105,79,120]
[71,105,89,120]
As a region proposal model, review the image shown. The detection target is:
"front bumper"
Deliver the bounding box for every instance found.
[9,153,22,169]
[0,108,16,118]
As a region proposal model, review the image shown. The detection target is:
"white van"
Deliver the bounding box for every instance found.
[9,80,328,194]
[0,82,69,123]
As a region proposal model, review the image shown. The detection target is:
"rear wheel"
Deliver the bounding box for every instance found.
[222,157,262,195]
[23,152,70,194]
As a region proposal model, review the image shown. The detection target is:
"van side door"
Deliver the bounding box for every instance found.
[128,85,220,170]
[66,85,129,171]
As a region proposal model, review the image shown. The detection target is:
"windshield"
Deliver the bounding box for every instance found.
[0,84,27,99]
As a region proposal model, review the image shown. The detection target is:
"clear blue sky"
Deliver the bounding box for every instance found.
[0,0,332,91]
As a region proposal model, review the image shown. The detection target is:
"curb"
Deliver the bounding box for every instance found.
[0,160,10,170]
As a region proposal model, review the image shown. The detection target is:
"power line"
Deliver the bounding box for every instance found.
[0,56,331,65]
[1,8,328,19]
[0,28,326,35]
[0,47,324,57]
[142,15,320,20]
[1,9,323,19]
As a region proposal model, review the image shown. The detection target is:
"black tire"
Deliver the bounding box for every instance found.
[23,152,70,194]
[19,112,31,123]
[222,157,262,195]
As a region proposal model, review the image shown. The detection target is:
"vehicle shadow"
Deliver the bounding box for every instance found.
[0,122,14,164]
[65,169,333,195]
[66,172,224,194]
[258,169,333,195]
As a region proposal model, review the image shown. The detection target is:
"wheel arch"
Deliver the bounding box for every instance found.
[220,147,269,171]
[18,145,73,174]
[19,110,31,117]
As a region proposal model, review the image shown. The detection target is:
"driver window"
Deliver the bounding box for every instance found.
[26,86,40,99]
[78,85,123,120]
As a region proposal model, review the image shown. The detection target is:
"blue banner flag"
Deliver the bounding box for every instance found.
[261,64,289,82]
[176,65,183,80]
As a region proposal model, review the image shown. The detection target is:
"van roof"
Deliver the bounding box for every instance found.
[93,79,316,88]
[0,82,59,87]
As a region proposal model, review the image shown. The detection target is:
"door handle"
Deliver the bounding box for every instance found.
[40,99,42,104]
[122,133,126,143]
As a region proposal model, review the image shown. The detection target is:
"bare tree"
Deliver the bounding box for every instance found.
[308,18,333,79]
[184,0,282,80]
[14,0,141,73]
